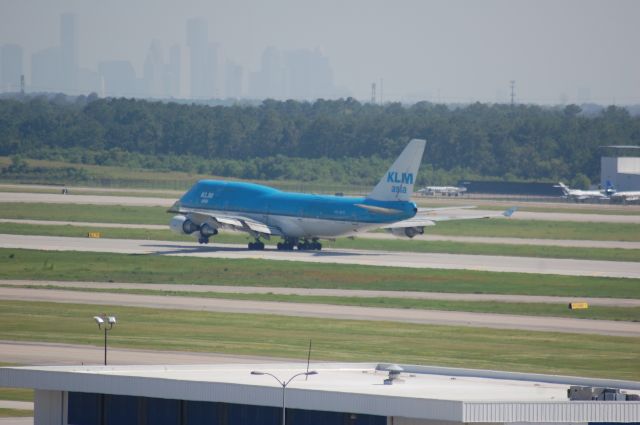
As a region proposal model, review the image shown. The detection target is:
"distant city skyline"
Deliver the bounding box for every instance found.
[1,12,342,100]
[1,0,639,104]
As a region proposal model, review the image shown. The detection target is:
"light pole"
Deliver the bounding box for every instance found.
[93,315,116,365]
[250,370,318,425]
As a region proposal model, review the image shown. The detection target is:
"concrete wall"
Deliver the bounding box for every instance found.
[34,390,65,425]
[391,419,479,425]
[601,157,640,191]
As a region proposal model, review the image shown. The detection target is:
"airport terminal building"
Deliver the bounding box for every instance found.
[2,362,640,425]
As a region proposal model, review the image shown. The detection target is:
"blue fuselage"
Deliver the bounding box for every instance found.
[177,180,417,238]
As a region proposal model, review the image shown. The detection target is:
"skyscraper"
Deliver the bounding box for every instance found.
[31,47,62,92]
[60,13,77,94]
[206,42,223,98]
[225,60,243,99]
[186,18,208,98]
[249,47,284,99]
[284,48,334,99]
[143,40,165,97]
[166,45,181,98]
[1,44,23,92]
[98,60,137,97]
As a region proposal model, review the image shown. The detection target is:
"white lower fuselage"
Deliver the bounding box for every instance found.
[195,209,381,239]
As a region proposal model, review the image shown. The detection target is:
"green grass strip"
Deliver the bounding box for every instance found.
[14,284,639,322]
[2,202,640,241]
[2,223,639,262]
[0,408,33,418]
[0,203,169,225]
[0,185,180,198]
[476,204,640,216]
[425,218,640,241]
[0,388,33,402]
[0,300,638,380]
[1,248,639,298]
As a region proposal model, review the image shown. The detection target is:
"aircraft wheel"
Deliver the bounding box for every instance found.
[257,241,265,250]
[316,243,322,251]
[277,242,283,250]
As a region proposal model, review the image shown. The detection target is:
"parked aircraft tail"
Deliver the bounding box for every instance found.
[554,182,570,196]
[367,139,426,202]
[604,180,616,195]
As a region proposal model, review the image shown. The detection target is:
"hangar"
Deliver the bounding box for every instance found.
[601,146,640,191]
[1,362,639,425]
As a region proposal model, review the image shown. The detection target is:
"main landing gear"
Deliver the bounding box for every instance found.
[276,238,322,251]
[248,240,265,250]
[198,223,218,244]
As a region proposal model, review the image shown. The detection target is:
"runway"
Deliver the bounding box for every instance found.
[3,218,640,249]
[3,280,639,307]
[1,191,640,223]
[1,234,639,278]
[2,286,638,337]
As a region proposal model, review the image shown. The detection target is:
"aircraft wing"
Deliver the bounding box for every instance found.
[417,206,516,221]
[383,207,517,230]
[173,206,283,237]
[417,206,477,212]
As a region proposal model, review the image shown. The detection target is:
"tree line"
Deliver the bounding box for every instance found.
[1,95,639,186]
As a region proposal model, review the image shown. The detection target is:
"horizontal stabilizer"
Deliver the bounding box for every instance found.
[355,204,404,215]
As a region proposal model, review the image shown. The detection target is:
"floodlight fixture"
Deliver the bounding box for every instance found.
[250,369,318,425]
[93,316,104,327]
[92,314,116,365]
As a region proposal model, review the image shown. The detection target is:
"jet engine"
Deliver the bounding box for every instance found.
[390,226,424,238]
[169,215,200,235]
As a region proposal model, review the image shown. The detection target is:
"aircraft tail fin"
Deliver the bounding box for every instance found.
[554,182,570,196]
[367,139,426,202]
[605,180,616,195]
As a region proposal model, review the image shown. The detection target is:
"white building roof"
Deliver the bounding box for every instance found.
[2,362,639,423]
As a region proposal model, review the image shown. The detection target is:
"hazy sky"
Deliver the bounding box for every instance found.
[1,0,639,104]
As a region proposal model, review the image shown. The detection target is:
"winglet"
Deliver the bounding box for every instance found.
[503,207,518,217]
[367,139,426,202]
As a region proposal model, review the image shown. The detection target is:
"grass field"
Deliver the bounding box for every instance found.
[0,388,33,402]
[473,204,640,216]
[0,202,169,224]
[1,248,638,298]
[0,157,370,194]
[2,223,639,262]
[13,284,638,322]
[2,202,640,242]
[0,184,180,198]
[3,183,640,216]
[0,300,638,380]
[0,408,32,418]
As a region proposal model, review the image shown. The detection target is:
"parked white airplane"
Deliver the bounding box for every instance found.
[554,182,611,202]
[170,139,516,250]
[417,186,467,197]
[610,190,640,203]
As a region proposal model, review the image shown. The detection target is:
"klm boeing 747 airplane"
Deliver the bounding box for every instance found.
[169,139,515,250]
